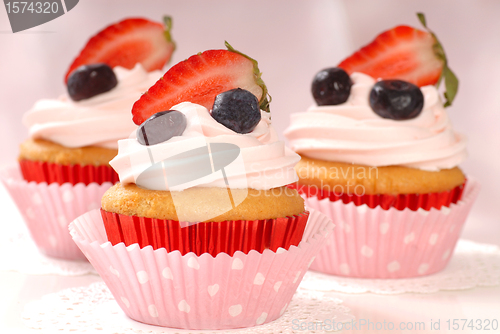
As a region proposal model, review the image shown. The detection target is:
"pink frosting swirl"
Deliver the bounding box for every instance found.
[110,102,300,191]
[23,64,161,149]
[284,73,467,171]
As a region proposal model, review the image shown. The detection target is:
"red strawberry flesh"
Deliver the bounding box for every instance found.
[338,25,444,87]
[131,48,267,125]
[65,17,175,82]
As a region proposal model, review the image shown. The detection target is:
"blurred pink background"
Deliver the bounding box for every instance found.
[0,0,498,245]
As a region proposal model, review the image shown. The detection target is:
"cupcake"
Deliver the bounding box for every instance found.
[19,64,163,185]
[1,17,175,260]
[284,14,479,278]
[102,101,308,256]
[103,42,307,256]
[70,44,334,329]
[19,17,175,185]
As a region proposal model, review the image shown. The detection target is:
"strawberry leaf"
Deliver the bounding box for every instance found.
[443,66,459,107]
[416,12,459,107]
[163,16,175,65]
[225,41,271,112]
[163,16,174,43]
[417,12,427,27]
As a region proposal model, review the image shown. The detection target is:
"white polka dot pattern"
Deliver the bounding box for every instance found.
[256,312,268,325]
[356,205,368,214]
[280,303,288,316]
[442,249,451,260]
[178,300,190,313]
[228,304,242,317]
[162,267,173,280]
[126,244,138,252]
[293,271,301,284]
[387,261,401,273]
[339,263,350,275]
[32,193,43,205]
[0,167,113,260]
[22,282,356,333]
[109,266,119,277]
[360,245,374,258]
[342,222,351,233]
[87,201,100,211]
[136,271,149,284]
[57,215,67,228]
[231,258,244,270]
[120,297,130,308]
[187,257,200,270]
[441,206,451,215]
[48,235,58,247]
[69,208,335,329]
[62,190,74,203]
[301,239,500,294]
[148,304,158,317]
[417,208,430,216]
[306,179,480,278]
[379,222,390,234]
[418,263,430,275]
[429,233,439,245]
[276,247,286,254]
[404,232,415,244]
[207,284,219,297]
[253,273,265,285]
[25,207,35,220]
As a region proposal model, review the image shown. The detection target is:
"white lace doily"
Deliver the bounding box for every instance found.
[299,239,500,294]
[0,228,97,276]
[23,282,354,333]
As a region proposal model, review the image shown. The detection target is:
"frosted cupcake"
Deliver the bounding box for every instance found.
[102,101,308,256]
[70,44,334,329]
[284,15,479,278]
[2,17,175,260]
[19,64,164,185]
[19,17,175,185]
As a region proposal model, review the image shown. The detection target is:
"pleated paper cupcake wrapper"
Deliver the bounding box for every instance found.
[69,209,334,330]
[305,179,480,278]
[19,159,119,186]
[101,209,310,256]
[0,166,113,260]
[289,181,465,211]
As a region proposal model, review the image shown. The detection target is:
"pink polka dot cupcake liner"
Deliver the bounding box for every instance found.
[1,166,113,260]
[304,179,480,278]
[69,208,334,330]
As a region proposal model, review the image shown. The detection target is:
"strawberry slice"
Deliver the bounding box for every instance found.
[65,17,175,82]
[131,42,269,125]
[338,13,458,107]
[338,25,443,87]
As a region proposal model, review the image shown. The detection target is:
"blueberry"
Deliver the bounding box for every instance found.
[67,63,118,101]
[312,67,353,105]
[211,88,261,134]
[369,80,424,120]
[137,110,187,146]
